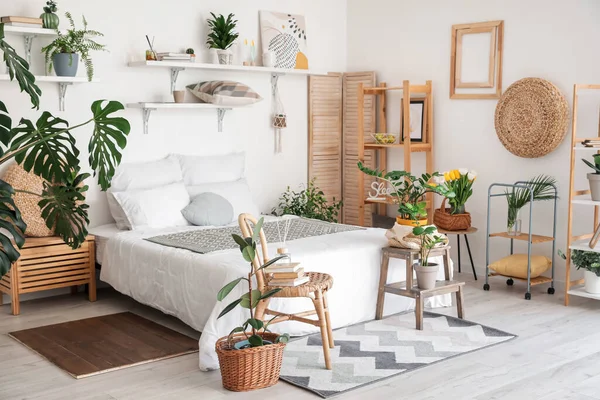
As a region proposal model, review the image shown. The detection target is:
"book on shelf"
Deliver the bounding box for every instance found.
[1,16,43,25]
[156,52,191,57]
[3,22,44,28]
[268,276,310,287]
[263,262,302,273]
[271,268,304,280]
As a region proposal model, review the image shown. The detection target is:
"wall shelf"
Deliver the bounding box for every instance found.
[0,74,96,111]
[126,102,236,134]
[3,25,64,64]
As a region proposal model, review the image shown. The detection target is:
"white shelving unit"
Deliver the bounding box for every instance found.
[3,25,63,63]
[126,102,237,134]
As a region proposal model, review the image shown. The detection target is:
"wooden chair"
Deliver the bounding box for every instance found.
[238,214,335,370]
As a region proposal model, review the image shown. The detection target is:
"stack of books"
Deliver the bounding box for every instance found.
[1,16,43,28]
[264,262,309,287]
[583,139,600,148]
[156,52,193,61]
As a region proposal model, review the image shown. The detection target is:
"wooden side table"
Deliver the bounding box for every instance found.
[0,236,96,315]
[437,227,478,280]
[376,246,465,330]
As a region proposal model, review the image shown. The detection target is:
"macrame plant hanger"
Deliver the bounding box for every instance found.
[271,74,287,153]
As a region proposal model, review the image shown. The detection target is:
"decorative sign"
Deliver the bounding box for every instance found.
[367,182,394,200]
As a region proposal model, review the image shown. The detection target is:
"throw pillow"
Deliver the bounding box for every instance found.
[181,192,234,226]
[488,254,551,279]
[186,81,262,106]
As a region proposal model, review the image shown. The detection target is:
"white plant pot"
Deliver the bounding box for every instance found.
[584,270,600,294]
[216,49,233,65]
[588,173,600,201]
[414,262,439,290]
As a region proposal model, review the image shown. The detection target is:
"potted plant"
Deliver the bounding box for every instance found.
[505,175,556,236]
[433,168,476,231]
[559,250,600,294]
[185,47,196,62]
[41,12,106,81]
[272,178,343,223]
[206,12,239,65]
[582,155,600,201]
[410,216,447,290]
[215,217,290,391]
[358,162,455,226]
[40,1,60,29]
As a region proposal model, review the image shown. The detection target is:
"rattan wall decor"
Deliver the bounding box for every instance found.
[494,78,569,158]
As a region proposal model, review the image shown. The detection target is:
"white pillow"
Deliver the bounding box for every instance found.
[112,182,191,229]
[187,179,260,221]
[171,153,245,185]
[108,157,183,229]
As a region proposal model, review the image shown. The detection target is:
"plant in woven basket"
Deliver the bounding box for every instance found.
[206,12,239,50]
[217,217,290,348]
[41,12,106,81]
[357,162,455,220]
[0,23,130,278]
[272,178,342,223]
[505,175,556,235]
[443,169,477,214]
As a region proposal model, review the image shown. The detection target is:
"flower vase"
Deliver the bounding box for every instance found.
[507,208,522,236]
[451,204,465,215]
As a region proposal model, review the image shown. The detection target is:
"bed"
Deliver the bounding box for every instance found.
[93,154,453,371]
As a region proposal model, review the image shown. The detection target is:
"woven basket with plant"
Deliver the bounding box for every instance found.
[433,169,476,231]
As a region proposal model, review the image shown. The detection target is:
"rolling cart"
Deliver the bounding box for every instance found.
[484,181,557,300]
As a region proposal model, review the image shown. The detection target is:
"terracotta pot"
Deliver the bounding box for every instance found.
[414,262,439,290]
[396,216,428,227]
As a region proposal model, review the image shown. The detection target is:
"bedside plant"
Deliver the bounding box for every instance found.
[0,23,130,278]
[272,178,342,223]
[582,155,600,201]
[41,12,106,81]
[206,12,239,65]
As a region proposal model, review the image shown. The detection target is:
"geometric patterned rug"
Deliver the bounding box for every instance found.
[280,311,516,398]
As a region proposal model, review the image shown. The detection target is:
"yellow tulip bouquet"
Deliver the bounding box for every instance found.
[443,169,477,214]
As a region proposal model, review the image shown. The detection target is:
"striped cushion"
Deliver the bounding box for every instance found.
[186,81,262,106]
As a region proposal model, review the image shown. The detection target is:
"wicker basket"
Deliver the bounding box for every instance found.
[216,332,286,391]
[434,198,471,231]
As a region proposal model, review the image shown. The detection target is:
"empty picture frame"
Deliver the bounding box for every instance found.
[450,20,504,99]
[401,99,426,142]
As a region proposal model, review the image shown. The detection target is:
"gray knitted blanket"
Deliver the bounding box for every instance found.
[145,218,364,254]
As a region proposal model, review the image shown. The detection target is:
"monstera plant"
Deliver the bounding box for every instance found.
[0,23,130,278]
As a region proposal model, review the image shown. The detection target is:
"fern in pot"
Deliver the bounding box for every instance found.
[582,155,600,201]
[206,12,239,65]
[41,12,106,81]
[215,217,290,391]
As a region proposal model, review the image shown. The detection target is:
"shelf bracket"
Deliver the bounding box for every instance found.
[170,67,185,93]
[142,108,155,135]
[23,35,36,65]
[58,82,72,112]
[217,108,228,132]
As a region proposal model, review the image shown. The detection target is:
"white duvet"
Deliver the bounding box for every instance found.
[99,216,452,371]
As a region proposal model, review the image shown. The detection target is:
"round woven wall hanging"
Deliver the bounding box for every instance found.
[494,78,569,158]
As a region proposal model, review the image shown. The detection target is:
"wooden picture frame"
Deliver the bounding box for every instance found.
[401,99,426,142]
[450,20,504,99]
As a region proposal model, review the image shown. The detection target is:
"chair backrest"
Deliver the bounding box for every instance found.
[238,213,270,290]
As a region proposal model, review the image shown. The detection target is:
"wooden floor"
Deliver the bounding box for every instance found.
[1,274,600,400]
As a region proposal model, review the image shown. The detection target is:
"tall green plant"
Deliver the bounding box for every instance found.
[206,13,239,50]
[506,175,556,230]
[41,12,106,81]
[272,179,342,223]
[0,23,130,277]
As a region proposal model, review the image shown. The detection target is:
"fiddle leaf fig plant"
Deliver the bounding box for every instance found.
[217,217,290,348]
[0,23,130,278]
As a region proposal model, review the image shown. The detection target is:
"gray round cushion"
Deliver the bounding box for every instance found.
[181,192,234,226]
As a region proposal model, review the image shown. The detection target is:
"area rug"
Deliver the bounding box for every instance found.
[9,312,199,379]
[280,311,516,398]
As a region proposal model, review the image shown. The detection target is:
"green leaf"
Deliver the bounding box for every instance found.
[247,318,264,330]
[240,289,262,309]
[248,334,264,347]
[228,326,245,338]
[38,173,90,249]
[89,100,130,191]
[412,226,425,235]
[0,179,26,278]
[242,245,256,262]
[0,100,11,157]
[10,112,80,184]
[217,298,241,319]
[275,333,290,344]
[260,288,282,300]
[217,277,244,301]
[232,234,249,250]
[252,217,264,241]
[0,24,41,108]
[258,255,287,270]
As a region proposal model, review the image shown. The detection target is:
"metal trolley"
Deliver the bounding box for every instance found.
[484,181,558,300]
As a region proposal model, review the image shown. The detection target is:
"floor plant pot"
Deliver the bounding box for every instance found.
[397,216,428,227]
[53,53,79,77]
[216,49,233,65]
[414,262,439,290]
[588,173,600,201]
[216,332,286,391]
[584,270,600,294]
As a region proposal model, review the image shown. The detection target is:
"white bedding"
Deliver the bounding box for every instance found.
[98,216,453,371]
[89,223,123,265]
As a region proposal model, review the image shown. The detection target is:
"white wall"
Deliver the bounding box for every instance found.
[347,0,600,282]
[2,0,347,227]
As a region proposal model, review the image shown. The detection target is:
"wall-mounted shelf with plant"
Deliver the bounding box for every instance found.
[206,12,239,65]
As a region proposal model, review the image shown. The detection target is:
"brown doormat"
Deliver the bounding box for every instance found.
[9,312,199,379]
